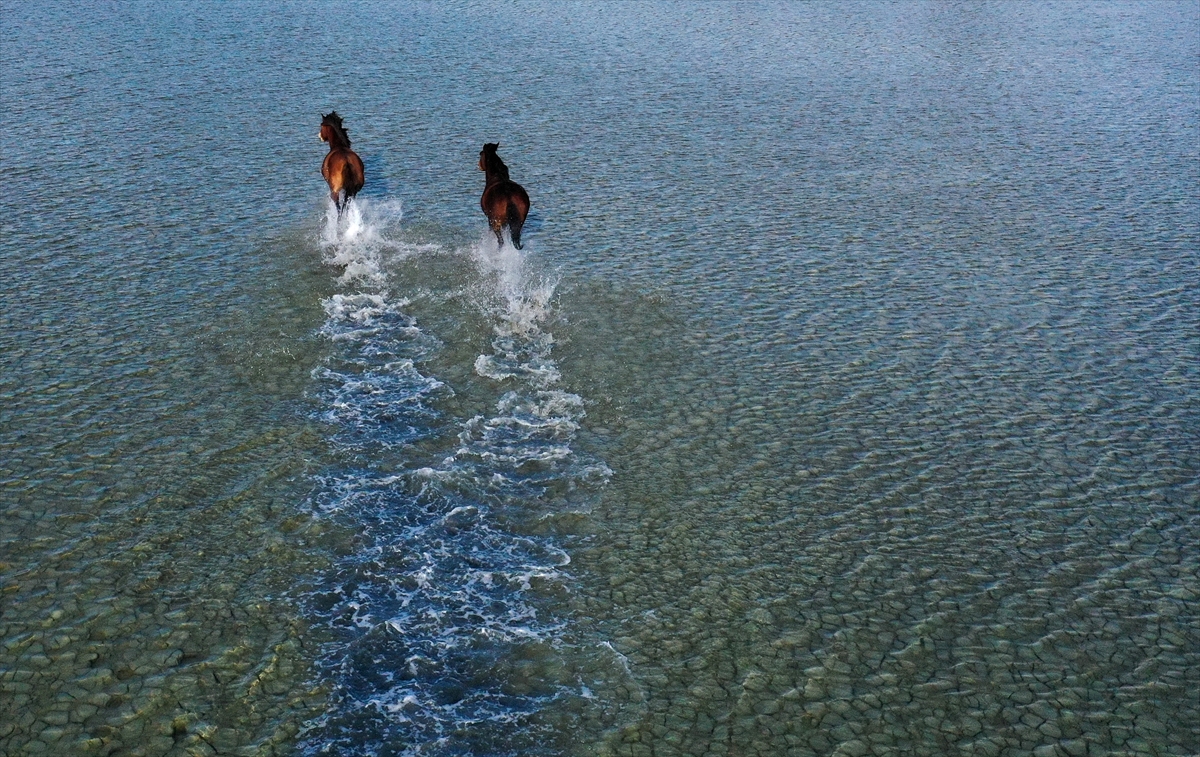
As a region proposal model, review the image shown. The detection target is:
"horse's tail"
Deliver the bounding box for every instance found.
[507,185,530,249]
[506,201,520,248]
[341,157,364,200]
[506,200,525,249]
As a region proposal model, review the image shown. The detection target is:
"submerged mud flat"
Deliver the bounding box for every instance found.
[562,294,1198,756]
[3,1,1198,756]
[0,226,337,755]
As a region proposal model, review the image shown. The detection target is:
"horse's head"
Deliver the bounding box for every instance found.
[479,143,501,172]
[479,143,510,181]
[320,111,350,147]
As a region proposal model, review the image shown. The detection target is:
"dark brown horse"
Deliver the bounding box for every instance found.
[479,143,530,249]
[319,111,365,212]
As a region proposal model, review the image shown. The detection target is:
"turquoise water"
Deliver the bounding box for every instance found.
[2,2,1197,755]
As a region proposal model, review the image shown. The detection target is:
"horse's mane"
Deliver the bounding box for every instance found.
[322,111,351,147]
[481,143,510,181]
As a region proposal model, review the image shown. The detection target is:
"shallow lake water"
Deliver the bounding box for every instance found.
[2,2,1197,756]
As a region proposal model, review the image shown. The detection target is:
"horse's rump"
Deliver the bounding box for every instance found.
[323,151,364,198]
[482,180,530,247]
[482,181,530,220]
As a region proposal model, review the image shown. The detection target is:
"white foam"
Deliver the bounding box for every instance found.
[318,197,441,287]
[470,233,560,338]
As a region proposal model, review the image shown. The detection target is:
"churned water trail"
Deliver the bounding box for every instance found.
[299,200,610,755]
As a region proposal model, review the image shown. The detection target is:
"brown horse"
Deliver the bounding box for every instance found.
[319,111,365,212]
[479,143,530,249]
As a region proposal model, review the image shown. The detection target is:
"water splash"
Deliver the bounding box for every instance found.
[319,198,436,287]
[471,233,560,343]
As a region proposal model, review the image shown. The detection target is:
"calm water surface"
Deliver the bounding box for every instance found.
[2,2,1197,756]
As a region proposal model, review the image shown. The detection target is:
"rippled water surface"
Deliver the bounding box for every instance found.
[2,2,1197,756]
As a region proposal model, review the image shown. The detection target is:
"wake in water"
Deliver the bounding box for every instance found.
[299,199,611,756]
